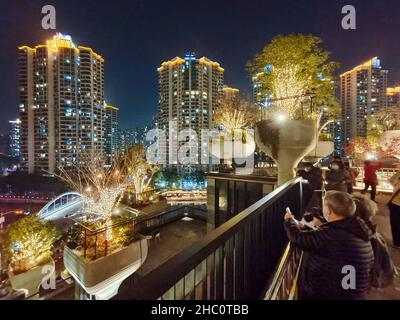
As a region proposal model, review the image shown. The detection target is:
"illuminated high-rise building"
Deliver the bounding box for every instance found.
[116,125,152,154]
[18,33,105,173]
[252,65,273,107]
[387,87,400,108]
[156,53,224,172]
[8,119,21,158]
[223,86,239,101]
[340,57,388,143]
[103,104,119,162]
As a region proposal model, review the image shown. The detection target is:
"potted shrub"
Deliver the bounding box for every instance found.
[63,213,148,300]
[211,96,257,174]
[58,151,151,300]
[4,215,60,299]
[248,34,339,185]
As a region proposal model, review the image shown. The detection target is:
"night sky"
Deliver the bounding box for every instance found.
[0,0,400,132]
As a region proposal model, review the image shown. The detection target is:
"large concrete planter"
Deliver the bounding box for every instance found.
[64,239,148,300]
[8,258,55,299]
[306,141,334,161]
[210,130,255,174]
[255,119,317,186]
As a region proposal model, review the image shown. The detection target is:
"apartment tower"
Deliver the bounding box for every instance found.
[340,57,388,143]
[156,53,224,172]
[18,33,104,173]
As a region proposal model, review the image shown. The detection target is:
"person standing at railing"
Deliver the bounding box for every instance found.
[362,160,382,202]
[297,162,323,191]
[325,161,352,193]
[388,170,400,247]
[284,191,374,300]
[344,162,359,194]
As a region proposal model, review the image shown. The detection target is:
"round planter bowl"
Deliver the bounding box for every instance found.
[306,141,334,161]
[210,131,256,175]
[210,133,255,160]
[255,119,317,186]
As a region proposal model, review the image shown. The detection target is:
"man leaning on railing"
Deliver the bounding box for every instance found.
[283,191,374,300]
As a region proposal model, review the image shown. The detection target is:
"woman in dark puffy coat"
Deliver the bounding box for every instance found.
[352,193,395,288]
[326,160,352,192]
[298,162,323,191]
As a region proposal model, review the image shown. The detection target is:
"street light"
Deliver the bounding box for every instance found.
[276,114,287,123]
[0,209,23,231]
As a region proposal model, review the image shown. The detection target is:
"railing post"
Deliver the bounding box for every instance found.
[299,180,303,215]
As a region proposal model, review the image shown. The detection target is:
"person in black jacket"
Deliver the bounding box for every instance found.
[284,191,374,300]
[325,160,352,192]
[297,162,323,191]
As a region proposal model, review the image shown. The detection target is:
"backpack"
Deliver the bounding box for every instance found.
[370,232,395,288]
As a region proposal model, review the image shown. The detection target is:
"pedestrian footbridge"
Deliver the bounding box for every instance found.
[38,192,83,221]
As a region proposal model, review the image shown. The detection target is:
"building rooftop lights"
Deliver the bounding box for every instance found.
[387,87,400,96]
[340,56,380,77]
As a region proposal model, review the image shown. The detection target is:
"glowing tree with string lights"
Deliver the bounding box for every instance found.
[58,152,130,242]
[60,150,152,299]
[123,144,160,203]
[211,96,257,172]
[4,215,60,274]
[213,96,257,132]
[247,34,339,126]
[247,34,340,185]
[346,109,400,163]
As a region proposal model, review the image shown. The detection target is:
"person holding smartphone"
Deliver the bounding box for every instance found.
[284,191,374,300]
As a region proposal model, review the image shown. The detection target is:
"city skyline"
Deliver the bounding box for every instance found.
[1,0,400,133]
[1,1,400,304]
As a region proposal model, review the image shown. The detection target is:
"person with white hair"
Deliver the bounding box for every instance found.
[284,191,374,300]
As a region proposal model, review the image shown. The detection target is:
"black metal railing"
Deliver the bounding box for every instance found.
[115,178,311,300]
[134,205,207,235]
[264,242,303,300]
[264,189,322,300]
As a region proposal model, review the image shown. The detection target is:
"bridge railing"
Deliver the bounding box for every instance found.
[38,192,82,219]
[115,178,312,300]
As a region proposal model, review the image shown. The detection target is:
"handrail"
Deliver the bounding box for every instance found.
[264,242,293,299]
[264,189,323,300]
[289,250,303,300]
[264,242,303,300]
[115,177,306,300]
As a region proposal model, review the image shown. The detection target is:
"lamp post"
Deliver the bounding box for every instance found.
[0,210,23,231]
